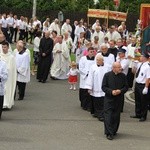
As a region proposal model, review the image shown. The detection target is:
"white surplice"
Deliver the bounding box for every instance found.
[0,52,16,108]
[48,22,60,35]
[116,57,130,75]
[15,51,30,83]
[85,64,108,97]
[79,56,95,89]
[96,53,115,72]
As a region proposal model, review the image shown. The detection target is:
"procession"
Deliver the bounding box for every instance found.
[0,0,150,148]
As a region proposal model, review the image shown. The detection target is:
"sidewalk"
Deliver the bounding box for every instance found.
[125,89,135,103]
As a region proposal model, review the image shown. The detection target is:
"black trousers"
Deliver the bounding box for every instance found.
[104,97,122,136]
[9,27,14,43]
[24,31,28,42]
[127,68,134,88]
[19,29,25,40]
[17,81,26,99]
[0,96,4,118]
[79,88,91,110]
[91,96,104,118]
[1,27,9,42]
[13,28,18,42]
[134,83,149,119]
[37,57,51,82]
[148,87,150,110]
[28,31,34,43]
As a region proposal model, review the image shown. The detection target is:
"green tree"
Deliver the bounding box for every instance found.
[94,0,115,10]
[75,0,94,11]
[0,0,150,14]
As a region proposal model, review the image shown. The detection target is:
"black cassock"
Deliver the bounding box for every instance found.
[102,71,128,136]
[37,37,54,82]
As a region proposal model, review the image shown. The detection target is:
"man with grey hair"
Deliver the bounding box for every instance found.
[91,26,104,44]
[98,43,115,71]
[61,19,72,36]
[37,31,53,83]
[49,18,60,35]
[86,53,109,121]
[102,62,128,140]
[105,25,121,41]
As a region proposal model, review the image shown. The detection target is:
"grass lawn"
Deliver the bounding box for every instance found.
[11,43,76,67]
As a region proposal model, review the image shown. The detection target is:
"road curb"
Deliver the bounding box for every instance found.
[125,90,135,103]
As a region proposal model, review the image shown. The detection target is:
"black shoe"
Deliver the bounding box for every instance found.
[113,133,117,136]
[18,97,23,100]
[86,108,91,112]
[106,135,113,140]
[82,107,87,111]
[130,115,141,119]
[42,80,46,83]
[50,76,58,80]
[98,117,104,122]
[139,117,146,122]
[92,114,97,118]
[38,80,42,82]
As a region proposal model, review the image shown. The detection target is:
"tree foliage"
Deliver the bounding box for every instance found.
[0,0,149,14]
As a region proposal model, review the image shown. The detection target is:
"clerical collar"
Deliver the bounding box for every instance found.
[97,64,104,67]
[112,71,119,75]
[118,45,123,49]
[19,48,26,54]
[110,47,116,49]
[86,56,95,60]
[131,44,136,47]
[102,52,109,57]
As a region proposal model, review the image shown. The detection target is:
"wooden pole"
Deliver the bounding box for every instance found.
[88,16,89,26]
[105,6,109,29]
[107,9,109,29]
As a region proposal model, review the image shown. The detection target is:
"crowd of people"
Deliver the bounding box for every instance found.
[0,12,150,141]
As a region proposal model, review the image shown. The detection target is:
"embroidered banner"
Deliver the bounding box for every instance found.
[87,9,127,21]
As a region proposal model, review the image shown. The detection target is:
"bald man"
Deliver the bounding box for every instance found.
[15,40,30,100]
[102,62,128,140]
[37,31,54,83]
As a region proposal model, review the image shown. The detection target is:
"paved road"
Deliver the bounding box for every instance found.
[1,76,150,150]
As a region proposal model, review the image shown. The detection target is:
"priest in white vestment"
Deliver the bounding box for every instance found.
[105,26,121,42]
[0,59,8,118]
[61,19,72,36]
[48,19,60,35]
[0,34,12,53]
[91,26,104,45]
[0,41,16,109]
[51,35,70,80]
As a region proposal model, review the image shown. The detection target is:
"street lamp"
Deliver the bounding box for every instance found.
[32,0,37,18]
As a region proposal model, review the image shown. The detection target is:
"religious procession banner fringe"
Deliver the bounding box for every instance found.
[87,9,108,19]
[87,9,127,21]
